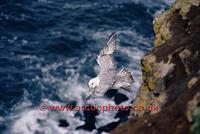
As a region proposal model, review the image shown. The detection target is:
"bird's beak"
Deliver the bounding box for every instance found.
[88,86,91,91]
[85,95,91,100]
[85,90,94,100]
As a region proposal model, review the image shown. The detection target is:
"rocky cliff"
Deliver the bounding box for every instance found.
[111,0,200,134]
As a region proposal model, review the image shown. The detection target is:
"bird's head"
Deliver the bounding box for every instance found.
[88,76,100,91]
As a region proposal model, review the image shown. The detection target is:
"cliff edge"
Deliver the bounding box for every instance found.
[111,0,200,134]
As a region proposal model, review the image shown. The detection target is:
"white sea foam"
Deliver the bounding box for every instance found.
[37,0,52,4]
[7,55,111,133]
[0,116,4,123]
[10,50,140,134]
[133,0,175,8]
[10,99,89,134]
[63,3,98,10]
[161,0,175,6]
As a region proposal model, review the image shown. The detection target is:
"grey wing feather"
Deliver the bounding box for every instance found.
[103,32,118,55]
[96,32,118,93]
[113,68,134,91]
[96,32,118,70]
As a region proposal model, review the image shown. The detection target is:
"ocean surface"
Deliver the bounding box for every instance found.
[0,0,174,134]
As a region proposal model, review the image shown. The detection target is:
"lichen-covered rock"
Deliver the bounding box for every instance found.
[111,0,200,133]
[153,10,173,47]
[173,0,200,18]
[153,0,200,47]
[132,54,174,117]
[132,0,200,118]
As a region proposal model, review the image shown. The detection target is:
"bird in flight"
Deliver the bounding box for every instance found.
[87,32,134,99]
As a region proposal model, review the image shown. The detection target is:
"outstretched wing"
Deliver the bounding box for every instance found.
[113,68,134,92]
[96,32,118,71]
[95,32,118,94]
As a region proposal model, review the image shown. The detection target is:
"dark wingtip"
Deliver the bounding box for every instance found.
[108,32,117,39]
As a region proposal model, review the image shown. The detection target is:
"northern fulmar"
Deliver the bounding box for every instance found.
[87,32,134,99]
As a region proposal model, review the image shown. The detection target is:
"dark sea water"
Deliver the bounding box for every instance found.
[0,0,174,134]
